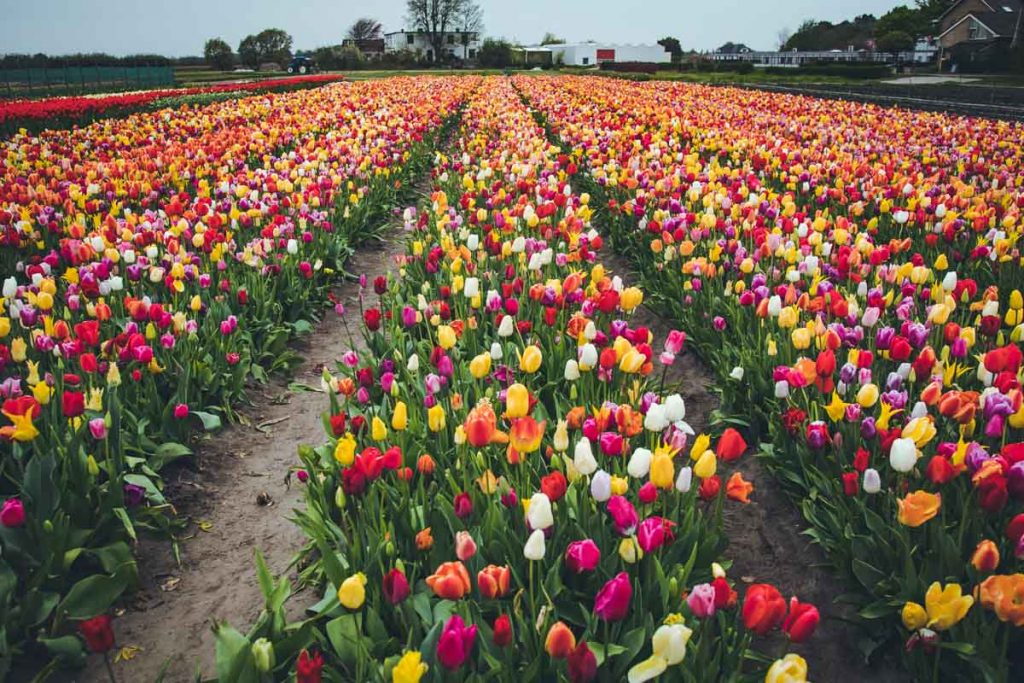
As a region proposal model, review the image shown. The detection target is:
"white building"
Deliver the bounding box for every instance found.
[384,30,481,61]
[538,43,672,66]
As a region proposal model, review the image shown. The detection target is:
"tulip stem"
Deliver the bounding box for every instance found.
[931,646,940,683]
[103,653,117,683]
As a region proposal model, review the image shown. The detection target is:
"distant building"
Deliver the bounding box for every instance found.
[714,42,754,58]
[937,0,1022,67]
[383,30,481,62]
[342,38,385,59]
[534,43,671,66]
[512,47,554,67]
[707,46,889,68]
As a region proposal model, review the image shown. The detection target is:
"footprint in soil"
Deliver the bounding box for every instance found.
[65,221,413,683]
[599,251,907,683]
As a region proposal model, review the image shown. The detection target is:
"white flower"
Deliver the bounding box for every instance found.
[406,355,420,372]
[564,359,580,381]
[863,468,881,494]
[591,470,612,502]
[729,366,744,381]
[578,343,598,370]
[889,438,918,473]
[2,277,17,298]
[526,492,553,530]
[490,342,503,360]
[523,529,546,560]
[675,466,692,493]
[574,438,597,476]
[774,381,790,399]
[644,404,670,432]
[498,316,515,337]
[627,448,652,478]
[663,394,686,423]
[464,277,479,299]
[286,239,298,255]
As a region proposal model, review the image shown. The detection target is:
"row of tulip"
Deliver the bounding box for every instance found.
[0,76,472,675]
[0,74,346,135]
[215,76,821,682]
[515,74,1024,681]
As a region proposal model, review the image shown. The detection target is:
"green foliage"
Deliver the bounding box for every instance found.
[238,28,293,68]
[785,14,877,51]
[203,38,234,71]
[876,30,916,54]
[478,38,513,68]
[658,37,683,61]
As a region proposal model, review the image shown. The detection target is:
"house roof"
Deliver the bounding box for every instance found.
[939,9,1021,39]
[939,0,1023,22]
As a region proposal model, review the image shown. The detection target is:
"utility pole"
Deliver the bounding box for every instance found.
[1012,4,1023,49]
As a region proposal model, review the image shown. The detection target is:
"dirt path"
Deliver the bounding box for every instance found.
[75,227,410,683]
[598,251,906,683]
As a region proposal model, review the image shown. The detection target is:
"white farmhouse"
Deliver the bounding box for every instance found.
[384,30,482,62]
[540,43,672,66]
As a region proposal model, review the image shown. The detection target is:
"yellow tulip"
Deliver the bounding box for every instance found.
[469,353,491,379]
[823,393,849,422]
[689,434,711,461]
[620,287,644,312]
[901,602,927,630]
[427,404,446,432]
[650,449,675,489]
[10,338,26,363]
[506,383,529,418]
[924,582,973,631]
[693,451,717,479]
[519,346,542,374]
[334,433,356,466]
[790,328,811,350]
[338,573,367,610]
[372,416,388,441]
[856,383,879,408]
[618,536,643,564]
[437,325,457,350]
[902,417,936,447]
[392,650,428,683]
[765,654,808,683]
[610,475,629,496]
[619,348,646,374]
[392,401,408,431]
[2,410,39,442]
[32,382,52,405]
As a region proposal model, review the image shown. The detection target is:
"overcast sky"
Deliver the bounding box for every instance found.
[3,0,908,56]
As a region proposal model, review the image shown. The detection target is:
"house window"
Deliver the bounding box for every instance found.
[447,34,455,44]
[407,34,414,45]
[582,57,589,65]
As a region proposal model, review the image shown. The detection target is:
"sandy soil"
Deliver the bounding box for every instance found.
[73,225,410,683]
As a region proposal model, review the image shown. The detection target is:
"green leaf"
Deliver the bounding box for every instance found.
[113,507,137,541]
[192,411,223,431]
[150,442,192,470]
[57,572,129,619]
[213,622,255,683]
[325,613,360,665]
[38,635,86,667]
[23,454,57,519]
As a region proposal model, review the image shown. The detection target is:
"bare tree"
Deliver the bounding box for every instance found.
[348,17,383,42]
[776,27,792,50]
[405,0,482,62]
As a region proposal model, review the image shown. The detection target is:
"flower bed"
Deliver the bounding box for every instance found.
[214,77,821,683]
[516,74,1024,681]
[0,76,475,674]
[0,74,346,136]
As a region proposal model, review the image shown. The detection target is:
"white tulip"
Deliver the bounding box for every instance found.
[675,466,693,493]
[644,404,670,432]
[729,366,744,381]
[578,343,598,370]
[564,359,580,381]
[889,438,918,473]
[490,342,503,360]
[574,438,597,475]
[863,468,881,494]
[526,492,553,530]
[591,470,612,502]
[523,529,546,560]
[627,448,653,478]
[663,394,686,423]
[498,316,515,337]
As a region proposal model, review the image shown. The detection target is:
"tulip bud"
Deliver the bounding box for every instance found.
[524,529,546,560]
[591,470,612,502]
[251,638,275,672]
[335,486,347,509]
[863,468,881,494]
[618,536,643,563]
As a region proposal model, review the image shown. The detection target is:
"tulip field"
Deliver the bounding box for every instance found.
[0,72,1022,682]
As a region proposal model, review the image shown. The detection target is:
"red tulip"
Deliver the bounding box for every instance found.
[62,390,85,418]
[296,648,324,683]
[79,614,115,653]
[436,615,477,670]
[594,572,632,622]
[541,471,568,502]
[492,614,513,647]
[454,492,473,519]
[782,597,819,642]
[382,568,410,604]
[567,641,598,683]
[742,584,787,635]
[564,539,600,574]
[841,471,859,496]
[716,428,747,462]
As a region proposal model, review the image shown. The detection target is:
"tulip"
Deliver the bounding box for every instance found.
[338,573,367,609]
[469,353,491,379]
[971,539,1000,573]
[627,621,693,683]
[492,614,513,647]
[524,528,546,560]
[567,641,598,683]
[782,598,819,642]
[765,654,809,683]
[742,584,786,635]
[977,574,1024,626]
[527,492,553,530]
[383,568,411,605]
[519,345,542,373]
[607,495,638,535]
[924,581,973,630]
[687,583,716,618]
[79,614,115,653]
[509,416,545,454]
[252,638,275,672]
[649,449,674,489]
[372,416,388,441]
[436,615,476,670]
[296,649,324,683]
[693,450,717,479]
[427,404,446,432]
[456,531,477,561]
[392,650,428,683]
[391,401,408,431]
[594,572,633,621]
[627,447,652,478]
[897,491,940,527]
[477,565,511,599]
[863,468,881,494]
[0,498,25,528]
[889,438,919,473]
[426,562,471,600]
[553,420,570,452]
[545,621,576,658]
[506,383,529,418]
[716,428,747,461]
[675,466,693,493]
[564,539,601,573]
[591,470,612,502]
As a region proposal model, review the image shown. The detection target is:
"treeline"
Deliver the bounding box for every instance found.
[784,0,955,53]
[0,53,184,68]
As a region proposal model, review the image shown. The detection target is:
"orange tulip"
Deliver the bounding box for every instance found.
[716,428,747,462]
[725,472,754,503]
[477,565,511,599]
[509,417,545,454]
[971,540,1000,573]
[415,527,434,551]
[425,561,472,600]
[544,621,576,659]
[464,402,506,448]
[977,574,1024,626]
[897,491,941,528]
